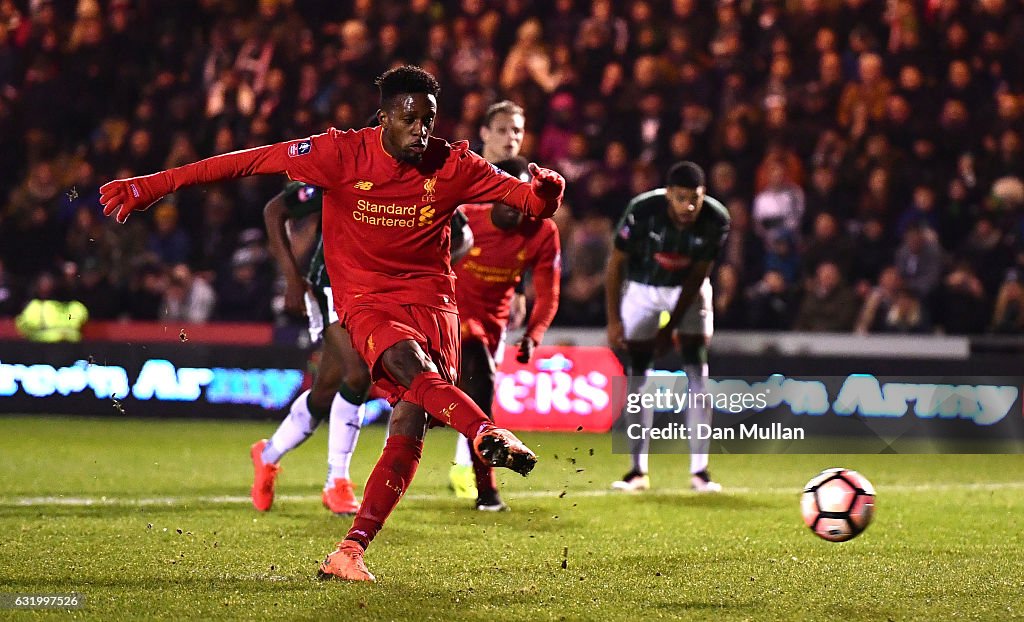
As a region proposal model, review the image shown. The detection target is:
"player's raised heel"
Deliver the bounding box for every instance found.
[473,426,537,476]
[250,439,280,512]
[317,540,376,582]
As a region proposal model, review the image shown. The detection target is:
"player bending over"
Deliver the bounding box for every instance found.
[99,65,564,582]
[606,161,730,493]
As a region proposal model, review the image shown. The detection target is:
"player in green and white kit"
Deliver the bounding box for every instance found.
[249,180,368,514]
[250,180,472,513]
[606,162,730,493]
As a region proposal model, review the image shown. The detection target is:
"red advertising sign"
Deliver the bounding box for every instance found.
[492,346,624,432]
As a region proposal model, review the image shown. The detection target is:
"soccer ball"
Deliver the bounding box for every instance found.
[801,468,875,542]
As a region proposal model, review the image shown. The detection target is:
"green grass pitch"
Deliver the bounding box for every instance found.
[1,415,1022,621]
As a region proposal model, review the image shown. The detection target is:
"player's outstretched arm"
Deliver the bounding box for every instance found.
[100,134,337,223]
[495,162,564,219]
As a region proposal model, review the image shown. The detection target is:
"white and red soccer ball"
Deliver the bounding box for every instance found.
[801,468,875,542]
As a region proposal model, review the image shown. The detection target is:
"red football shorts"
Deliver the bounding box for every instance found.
[456,299,507,358]
[342,302,461,403]
[459,314,505,360]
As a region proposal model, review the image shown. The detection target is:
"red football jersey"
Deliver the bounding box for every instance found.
[455,204,561,344]
[119,125,559,315]
[280,127,535,314]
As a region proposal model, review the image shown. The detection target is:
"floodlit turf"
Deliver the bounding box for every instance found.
[1,415,1022,621]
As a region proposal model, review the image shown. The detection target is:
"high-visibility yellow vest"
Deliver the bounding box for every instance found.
[14,299,89,342]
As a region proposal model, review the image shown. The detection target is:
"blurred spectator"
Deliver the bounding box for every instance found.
[190,190,240,279]
[875,288,930,334]
[15,271,88,342]
[855,266,903,335]
[801,212,855,281]
[850,216,893,290]
[763,230,801,286]
[896,184,941,238]
[709,161,740,206]
[536,92,576,164]
[939,259,989,335]
[752,158,805,242]
[712,263,744,330]
[958,217,1013,297]
[162,263,216,324]
[125,262,167,320]
[746,270,798,331]
[991,270,1024,334]
[214,247,274,322]
[72,261,119,320]
[794,261,858,332]
[804,165,852,230]
[555,214,609,326]
[837,52,892,131]
[894,225,944,301]
[501,18,561,94]
[146,201,191,266]
[64,204,115,273]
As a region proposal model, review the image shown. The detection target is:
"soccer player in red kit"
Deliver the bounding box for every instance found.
[98,66,565,582]
[454,156,561,512]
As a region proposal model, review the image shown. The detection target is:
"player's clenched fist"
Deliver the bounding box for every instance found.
[528,162,564,201]
[99,172,173,223]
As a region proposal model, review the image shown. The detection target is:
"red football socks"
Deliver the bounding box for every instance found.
[346,434,422,549]
[406,372,491,439]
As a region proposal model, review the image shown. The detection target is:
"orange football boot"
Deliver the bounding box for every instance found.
[472,425,537,476]
[249,439,280,512]
[318,540,376,582]
[322,478,360,515]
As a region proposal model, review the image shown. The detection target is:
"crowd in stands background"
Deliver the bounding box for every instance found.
[1,0,1023,336]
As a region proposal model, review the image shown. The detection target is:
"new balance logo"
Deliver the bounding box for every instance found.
[354,180,374,191]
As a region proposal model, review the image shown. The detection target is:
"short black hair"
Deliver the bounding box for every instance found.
[666,161,705,189]
[493,156,530,181]
[375,65,441,108]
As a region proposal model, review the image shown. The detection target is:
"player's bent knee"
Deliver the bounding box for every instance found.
[341,367,371,394]
[381,340,438,387]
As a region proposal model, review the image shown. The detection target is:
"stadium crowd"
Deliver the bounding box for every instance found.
[1,0,1023,335]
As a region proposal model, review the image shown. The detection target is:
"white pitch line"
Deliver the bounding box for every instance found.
[3,481,1024,508]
